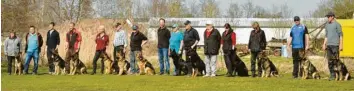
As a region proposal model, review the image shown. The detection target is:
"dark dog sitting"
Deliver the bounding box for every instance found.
[186,48,206,77]
[232,54,249,76]
[298,50,320,79]
[50,50,66,75]
[170,50,188,76]
[258,51,279,78]
[332,55,351,81]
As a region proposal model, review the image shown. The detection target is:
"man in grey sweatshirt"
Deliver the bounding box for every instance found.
[322,12,343,81]
[4,30,22,75]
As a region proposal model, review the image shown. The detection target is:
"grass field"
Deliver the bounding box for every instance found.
[2,65,354,91]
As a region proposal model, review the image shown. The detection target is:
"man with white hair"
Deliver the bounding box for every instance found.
[203,21,221,77]
[91,25,109,75]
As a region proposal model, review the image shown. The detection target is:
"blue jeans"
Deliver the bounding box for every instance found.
[129,51,140,74]
[158,48,170,74]
[24,50,39,74]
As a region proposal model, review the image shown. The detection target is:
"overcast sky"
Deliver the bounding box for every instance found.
[186,0,323,17]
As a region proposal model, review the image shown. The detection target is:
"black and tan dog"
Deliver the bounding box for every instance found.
[50,50,66,75]
[332,55,351,81]
[14,55,23,75]
[232,54,249,76]
[69,53,87,75]
[258,51,279,78]
[136,52,155,75]
[116,51,130,75]
[186,49,206,77]
[99,53,114,74]
[170,50,188,76]
[299,50,320,79]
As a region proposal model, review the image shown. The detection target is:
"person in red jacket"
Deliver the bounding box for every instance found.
[91,25,109,75]
[64,22,82,74]
[221,23,236,77]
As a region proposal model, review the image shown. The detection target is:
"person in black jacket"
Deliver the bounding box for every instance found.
[46,22,60,74]
[203,21,221,77]
[248,22,267,77]
[180,20,200,76]
[157,18,171,75]
[221,23,237,77]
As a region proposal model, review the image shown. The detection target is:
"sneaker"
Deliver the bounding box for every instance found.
[203,74,210,77]
[90,72,96,75]
[32,72,38,75]
[48,72,53,75]
[210,74,216,77]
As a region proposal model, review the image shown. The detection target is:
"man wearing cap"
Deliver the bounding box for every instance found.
[322,12,343,81]
[169,24,184,76]
[180,20,200,76]
[129,25,148,74]
[203,21,221,77]
[157,18,171,75]
[4,30,22,75]
[287,16,309,79]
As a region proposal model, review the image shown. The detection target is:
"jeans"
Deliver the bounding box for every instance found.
[250,51,261,76]
[129,51,141,74]
[205,55,217,75]
[326,45,339,78]
[158,48,170,74]
[292,48,304,78]
[23,50,39,74]
[92,50,105,74]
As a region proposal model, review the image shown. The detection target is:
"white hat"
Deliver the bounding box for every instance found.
[206,20,213,25]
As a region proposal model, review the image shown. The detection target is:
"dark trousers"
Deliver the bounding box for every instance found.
[92,50,105,74]
[113,46,125,73]
[326,45,339,78]
[7,56,21,74]
[46,48,55,73]
[224,50,235,75]
[184,46,197,75]
[292,48,304,78]
[250,51,261,76]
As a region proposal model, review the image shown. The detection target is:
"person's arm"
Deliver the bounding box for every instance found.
[56,31,60,50]
[18,38,22,55]
[231,32,236,50]
[191,30,199,48]
[337,23,343,51]
[141,33,148,47]
[4,38,8,55]
[248,31,252,51]
[304,26,310,51]
[322,25,328,51]
[77,32,82,52]
[261,31,267,50]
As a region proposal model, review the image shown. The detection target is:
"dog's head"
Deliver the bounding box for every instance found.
[298,50,308,61]
[135,52,144,61]
[50,49,62,61]
[258,51,268,59]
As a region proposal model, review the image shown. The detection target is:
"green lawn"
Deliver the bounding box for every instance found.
[2,66,354,91]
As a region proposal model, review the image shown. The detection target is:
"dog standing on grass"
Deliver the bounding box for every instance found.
[14,55,24,75]
[258,51,278,78]
[298,50,320,79]
[136,52,155,75]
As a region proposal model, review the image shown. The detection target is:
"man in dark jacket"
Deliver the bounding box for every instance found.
[129,25,148,74]
[157,18,171,75]
[46,22,60,74]
[248,22,267,77]
[203,21,221,77]
[180,20,200,76]
[23,26,43,75]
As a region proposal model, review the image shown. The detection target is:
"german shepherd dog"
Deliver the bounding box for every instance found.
[116,51,130,75]
[99,52,114,74]
[258,51,279,78]
[298,50,320,79]
[331,55,351,81]
[170,50,188,76]
[14,55,23,75]
[136,52,155,75]
[69,53,87,75]
[232,54,249,76]
[186,48,206,77]
[50,50,66,75]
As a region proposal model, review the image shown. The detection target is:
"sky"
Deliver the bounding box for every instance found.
[186,0,323,17]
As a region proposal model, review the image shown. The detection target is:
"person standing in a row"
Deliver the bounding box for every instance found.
[23,26,43,75]
[157,18,171,75]
[248,22,267,77]
[46,22,60,75]
[113,23,128,74]
[64,22,82,74]
[91,25,109,75]
[129,25,148,74]
[203,21,221,77]
[4,30,22,75]
[180,20,199,76]
[221,23,237,77]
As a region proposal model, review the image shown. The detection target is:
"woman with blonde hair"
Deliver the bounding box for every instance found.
[248,22,267,77]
